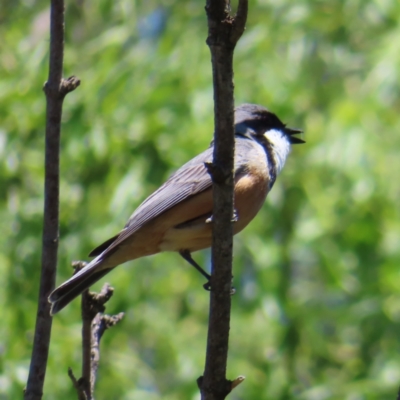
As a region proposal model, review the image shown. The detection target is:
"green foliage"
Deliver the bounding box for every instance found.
[1,0,400,398]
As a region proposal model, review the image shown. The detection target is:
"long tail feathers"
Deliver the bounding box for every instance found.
[49,258,114,315]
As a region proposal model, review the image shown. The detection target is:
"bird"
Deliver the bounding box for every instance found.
[49,103,304,315]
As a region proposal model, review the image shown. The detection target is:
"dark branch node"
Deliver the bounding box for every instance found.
[197,375,233,398]
[204,2,230,20]
[196,375,203,390]
[60,76,81,95]
[42,235,59,246]
[82,284,114,321]
[204,161,231,184]
[205,0,248,48]
[42,81,57,97]
[43,76,80,98]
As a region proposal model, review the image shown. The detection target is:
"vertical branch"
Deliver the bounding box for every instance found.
[68,277,124,400]
[24,0,80,399]
[81,289,93,398]
[199,1,248,400]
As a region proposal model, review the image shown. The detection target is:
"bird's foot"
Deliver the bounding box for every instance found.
[205,209,238,224]
[231,209,239,223]
[202,277,236,295]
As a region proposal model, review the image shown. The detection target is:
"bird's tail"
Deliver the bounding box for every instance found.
[48,257,114,315]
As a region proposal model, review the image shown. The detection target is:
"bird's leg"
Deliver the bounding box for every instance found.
[205,209,238,224]
[179,250,236,294]
[179,250,211,291]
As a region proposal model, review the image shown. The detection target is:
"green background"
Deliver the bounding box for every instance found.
[1,0,400,399]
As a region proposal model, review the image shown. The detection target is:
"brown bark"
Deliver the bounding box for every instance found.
[199,1,248,399]
[24,1,80,399]
[68,263,124,400]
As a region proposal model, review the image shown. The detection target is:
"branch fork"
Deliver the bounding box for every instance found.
[69,261,124,400]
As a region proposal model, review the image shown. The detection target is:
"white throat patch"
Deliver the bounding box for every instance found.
[263,129,291,174]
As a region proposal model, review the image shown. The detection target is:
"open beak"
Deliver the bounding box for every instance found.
[285,126,305,144]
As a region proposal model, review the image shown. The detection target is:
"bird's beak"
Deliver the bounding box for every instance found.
[285,127,305,144]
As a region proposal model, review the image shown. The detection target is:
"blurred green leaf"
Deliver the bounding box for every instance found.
[1,0,400,399]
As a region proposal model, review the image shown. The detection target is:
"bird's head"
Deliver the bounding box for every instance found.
[234,103,304,174]
[234,103,304,144]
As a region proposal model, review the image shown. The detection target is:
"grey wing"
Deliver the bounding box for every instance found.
[90,136,257,258]
[95,147,215,257]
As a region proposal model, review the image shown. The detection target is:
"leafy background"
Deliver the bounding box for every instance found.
[1,0,400,399]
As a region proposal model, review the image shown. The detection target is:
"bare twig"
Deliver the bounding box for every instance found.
[69,263,124,400]
[68,368,87,400]
[24,1,80,399]
[231,375,245,390]
[199,0,248,399]
[90,311,124,393]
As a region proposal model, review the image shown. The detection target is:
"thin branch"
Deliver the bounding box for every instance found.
[68,369,87,400]
[231,375,245,390]
[24,0,79,399]
[90,311,124,394]
[199,0,248,399]
[69,263,124,400]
